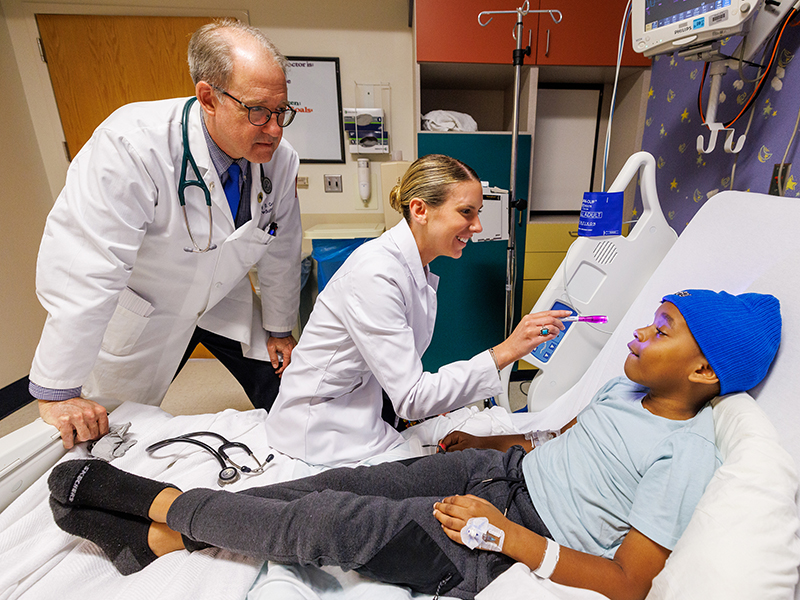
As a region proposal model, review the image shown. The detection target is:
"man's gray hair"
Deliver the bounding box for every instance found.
[188,18,288,87]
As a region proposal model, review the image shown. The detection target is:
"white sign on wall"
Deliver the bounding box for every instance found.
[282,57,345,163]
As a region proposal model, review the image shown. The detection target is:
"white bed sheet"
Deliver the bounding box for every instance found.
[0,401,567,600]
[0,404,273,600]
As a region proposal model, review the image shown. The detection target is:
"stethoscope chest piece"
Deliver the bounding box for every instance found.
[218,466,240,486]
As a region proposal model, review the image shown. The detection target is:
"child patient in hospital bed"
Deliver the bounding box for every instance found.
[44,289,781,600]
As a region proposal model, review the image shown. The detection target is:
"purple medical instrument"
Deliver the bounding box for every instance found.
[560,315,608,324]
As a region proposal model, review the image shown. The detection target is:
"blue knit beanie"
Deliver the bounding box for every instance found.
[661,290,781,395]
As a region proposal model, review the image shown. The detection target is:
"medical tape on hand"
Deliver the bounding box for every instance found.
[524,429,560,448]
[460,517,505,552]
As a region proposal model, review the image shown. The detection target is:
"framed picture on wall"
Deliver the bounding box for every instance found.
[282,56,345,163]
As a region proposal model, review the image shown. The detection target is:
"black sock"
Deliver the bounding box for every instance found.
[181,534,212,553]
[50,497,158,576]
[48,459,178,519]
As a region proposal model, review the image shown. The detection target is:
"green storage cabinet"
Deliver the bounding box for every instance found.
[418,132,531,373]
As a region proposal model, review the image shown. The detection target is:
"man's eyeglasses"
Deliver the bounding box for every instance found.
[211,84,296,128]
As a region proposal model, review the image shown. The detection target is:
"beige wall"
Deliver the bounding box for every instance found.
[0,2,50,388]
[0,0,415,388]
[1,0,416,216]
[267,3,416,219]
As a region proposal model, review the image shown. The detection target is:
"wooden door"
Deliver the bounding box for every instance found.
[36,14,218,358]
[36,14,216,159]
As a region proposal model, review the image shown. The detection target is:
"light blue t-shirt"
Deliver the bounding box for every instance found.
[522,376,721,558]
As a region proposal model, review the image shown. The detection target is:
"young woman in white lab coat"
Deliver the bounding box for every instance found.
[265,154,570,466]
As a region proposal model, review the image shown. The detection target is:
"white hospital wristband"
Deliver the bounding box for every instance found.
[533,538,560,579]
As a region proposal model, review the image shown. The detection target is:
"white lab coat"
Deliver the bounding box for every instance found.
[30,97,302,409]
[264,219,502,467]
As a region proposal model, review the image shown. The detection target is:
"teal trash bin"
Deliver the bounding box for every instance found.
[304,223,385,292]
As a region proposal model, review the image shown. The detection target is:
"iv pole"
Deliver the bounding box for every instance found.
[478,2,562,337]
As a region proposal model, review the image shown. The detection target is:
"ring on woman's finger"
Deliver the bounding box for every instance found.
[540,327,549,336]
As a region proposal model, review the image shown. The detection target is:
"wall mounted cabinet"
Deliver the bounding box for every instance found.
[416,0,650,68]
[534,1,650,67]
[416,0,536,64]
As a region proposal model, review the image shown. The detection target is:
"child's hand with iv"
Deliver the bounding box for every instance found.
[434,493,556,580]
[439,431,533,453]
[434,494,511,552]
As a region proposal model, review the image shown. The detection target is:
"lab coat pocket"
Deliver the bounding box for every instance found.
[252,226,275,247]
[246,226,275,264]
[101,288,153,356]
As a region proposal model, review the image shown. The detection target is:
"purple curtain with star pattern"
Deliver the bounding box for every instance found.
[634,17,800,234]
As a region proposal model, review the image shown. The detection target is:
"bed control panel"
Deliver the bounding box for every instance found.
[530,301,577,364]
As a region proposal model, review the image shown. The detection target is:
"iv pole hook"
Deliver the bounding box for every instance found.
[478,1,562,27]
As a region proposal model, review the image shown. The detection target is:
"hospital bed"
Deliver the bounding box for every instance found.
[2,184,800,600]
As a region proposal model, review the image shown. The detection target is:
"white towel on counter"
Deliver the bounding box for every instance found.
[421,110,478,132]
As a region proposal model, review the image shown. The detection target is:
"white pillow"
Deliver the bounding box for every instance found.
[647,392,800,600]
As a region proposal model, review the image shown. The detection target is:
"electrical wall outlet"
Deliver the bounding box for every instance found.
[769,163,791,195]
[296,176,309,189]
[324,174,342,193]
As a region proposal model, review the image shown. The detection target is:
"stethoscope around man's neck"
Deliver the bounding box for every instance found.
[178,96,273,253]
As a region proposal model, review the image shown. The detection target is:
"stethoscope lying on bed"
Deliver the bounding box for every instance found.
[178,97,275,254]
[146,431,274,486]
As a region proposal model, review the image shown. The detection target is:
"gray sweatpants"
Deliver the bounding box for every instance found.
[166,447,550,599]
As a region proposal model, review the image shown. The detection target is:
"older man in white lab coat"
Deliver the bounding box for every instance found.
[29,20,302,448]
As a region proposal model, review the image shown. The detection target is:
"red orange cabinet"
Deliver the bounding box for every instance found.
[416,0,650,67]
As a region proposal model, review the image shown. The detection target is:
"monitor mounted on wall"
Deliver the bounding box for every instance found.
[631,0,756,58]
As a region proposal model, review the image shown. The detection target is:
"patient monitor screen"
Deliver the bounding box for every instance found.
[644,0,731,32]
[632,0,752,57]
